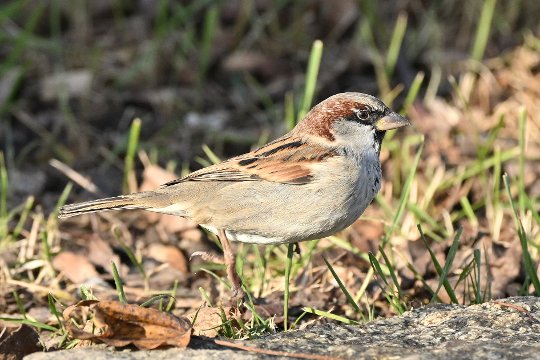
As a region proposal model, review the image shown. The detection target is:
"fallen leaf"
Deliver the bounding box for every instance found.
[180,228,204,243]
[140,165,177,191]
[64,300,191,349]
[158,215,198,234]
[185,306,238,337]
[147,244,189,274]
[52,251,99,283]
[87,235,124,276]
[0,324,42,360]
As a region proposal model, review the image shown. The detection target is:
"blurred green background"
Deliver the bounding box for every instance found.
[1,0,539,206]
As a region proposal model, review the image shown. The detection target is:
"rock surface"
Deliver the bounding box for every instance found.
[25,296,540,360]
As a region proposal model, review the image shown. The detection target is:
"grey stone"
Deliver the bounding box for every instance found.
[26,347,258,360]
[25,296,540,360]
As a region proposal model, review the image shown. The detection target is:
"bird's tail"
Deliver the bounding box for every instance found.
[58,192,164,219]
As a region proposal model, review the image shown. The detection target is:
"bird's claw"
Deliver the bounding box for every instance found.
[190,251,224,263]
[230,284,245,303]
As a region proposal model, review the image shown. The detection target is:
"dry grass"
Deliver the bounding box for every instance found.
[0,0,539,349]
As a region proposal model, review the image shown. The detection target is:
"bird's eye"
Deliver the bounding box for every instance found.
[356,109,369,121]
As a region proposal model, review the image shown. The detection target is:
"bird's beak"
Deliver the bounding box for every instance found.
[375,112,410,131]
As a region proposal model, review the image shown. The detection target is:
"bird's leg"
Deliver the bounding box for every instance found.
[218,229,244,300]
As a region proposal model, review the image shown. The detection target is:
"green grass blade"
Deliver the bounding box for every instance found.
[0,317,57,332]
[290,310,308,330]
[302,307,359,325]
[328,235,370,261]
[79,285,97,301]
[0,152,6,214]
[322,256,362,315]
[382,138,424,247]
[198,5,219,83]
[0,152,7,239]
[378,246,403,298]
[470,0,497,61]
[199,286,213,307]
[503,174,540,295]
[140,294,175,308]
[368,252,390,287]
[298,40,323,121]
[432,227,462,304]
[53,182,73,217]
[402,72,424,114]
[385,12,407,79]
[112,228,147,288]
[441,148,517,190]
[11,196,34,239]
[473,249,482,303]
[402,260,441,302]
[284,92,296,131]
[368,250,405,313]
[252,244,267,298]
[123,118,141,193]
[41,222,53,266]
[478,114,505,160]
[166,280,179,312]
[418,224,459,304]
[0,3,45,75]
[518,108,526,213]
[111,261,127,304]
[283,243,294,331]
[12,290,26,318]
[460,196,478,228]
[407,203,447,239]
[202,144,222,165]
[47,294,64,331]
[199,268,231,290]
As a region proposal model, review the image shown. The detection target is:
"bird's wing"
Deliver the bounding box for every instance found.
[161,135,337,186]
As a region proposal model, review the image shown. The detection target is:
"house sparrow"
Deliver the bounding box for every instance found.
[59,92,409,299]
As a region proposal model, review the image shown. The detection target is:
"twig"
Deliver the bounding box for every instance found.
[490,300,540,324]
[49,159,102,196]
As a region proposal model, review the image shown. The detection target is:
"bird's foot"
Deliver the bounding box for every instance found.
[190,249,244,301]
[230,282,245,303]
[190,251,224,264]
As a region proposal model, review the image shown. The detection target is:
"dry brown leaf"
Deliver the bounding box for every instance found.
[64,300,191,349]
[0,324,42,360]
[158,214,198,234]
[52,251,99,283]
[147,244,189,274]
[139,164,177,192]
[185,306,237,337]
[87,235,124,277]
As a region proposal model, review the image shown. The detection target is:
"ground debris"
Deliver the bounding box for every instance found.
[23,296,540,359]
[63,300,191,350]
